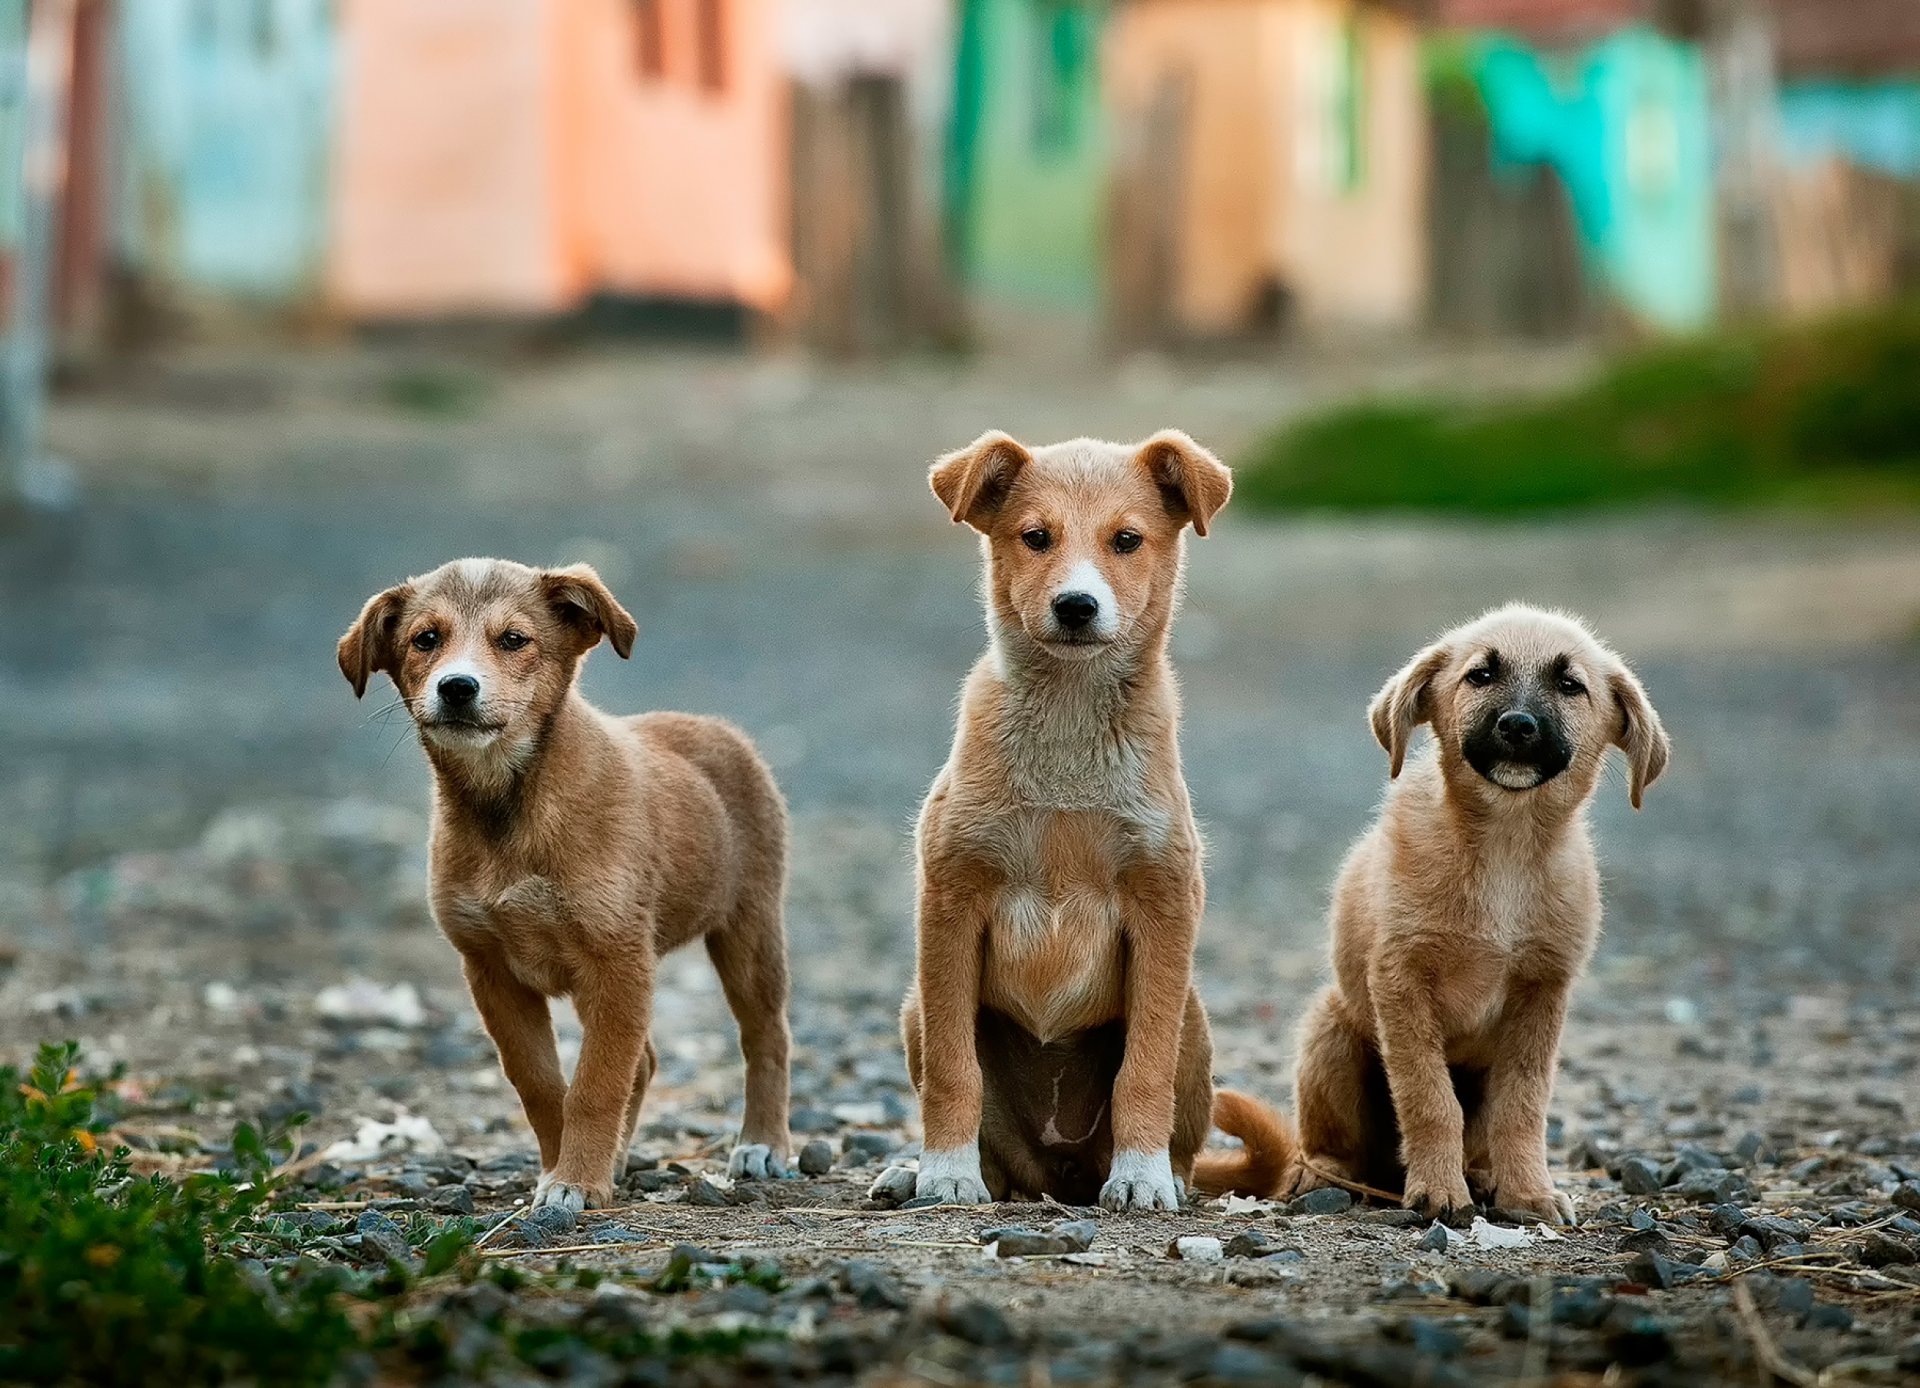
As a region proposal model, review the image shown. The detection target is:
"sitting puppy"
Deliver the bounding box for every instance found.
[1197,604,1668,1223]
[872,430,1249,1212]
[338,558,792,1211]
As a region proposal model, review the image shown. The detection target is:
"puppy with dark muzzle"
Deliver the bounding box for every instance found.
[338,558,792,1212]
[1195,604,1669,1223]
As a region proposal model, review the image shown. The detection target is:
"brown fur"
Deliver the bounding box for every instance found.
[1204,605,1669,1223]
[880,430,1265,1210]
[337,558,792,1211]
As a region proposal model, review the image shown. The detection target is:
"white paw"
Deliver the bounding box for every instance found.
[915,1141,991,1205]
[531,1178,588,1215]
[868,1164,919,1202]
[1100,1149,1181,1213]
[728,1143,788,1181]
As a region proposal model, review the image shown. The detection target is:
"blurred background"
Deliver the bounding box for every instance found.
[0,0,1916,1127]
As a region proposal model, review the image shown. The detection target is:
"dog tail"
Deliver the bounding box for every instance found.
[1190,1088,1297,1198]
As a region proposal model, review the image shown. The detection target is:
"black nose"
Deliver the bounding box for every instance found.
[438,674,480,708]
[1496,710,1539,747]
[1051,592,1099,630]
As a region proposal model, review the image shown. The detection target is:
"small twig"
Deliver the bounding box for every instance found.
[473,1208,527,1251]
[479,1239,654,1260]
[1295,1158,1403,1205]
[1733,1280,1818,1388]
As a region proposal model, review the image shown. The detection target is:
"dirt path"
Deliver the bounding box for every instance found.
[2,342,1918,1383]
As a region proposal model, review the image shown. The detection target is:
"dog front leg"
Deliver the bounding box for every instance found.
[1103,872,1198,1212]
[538,949,654,1213]
[1483,979,1575,1224]
[463,954,567,1173]
[1372,968,1472,1219]
[904,882,990,1205]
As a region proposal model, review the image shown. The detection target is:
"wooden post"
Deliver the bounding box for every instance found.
[1699,0,1781,318]
[2,0,78,508]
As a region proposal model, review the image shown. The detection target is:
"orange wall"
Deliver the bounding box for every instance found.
[332,0,789,318]
[559,0,790,309]
[331,0,574,315]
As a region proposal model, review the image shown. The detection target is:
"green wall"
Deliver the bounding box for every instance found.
[948,0,1108,309]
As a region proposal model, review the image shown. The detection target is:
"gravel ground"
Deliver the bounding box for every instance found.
[2,341,1919,1383]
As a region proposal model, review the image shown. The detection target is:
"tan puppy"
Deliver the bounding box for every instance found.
[872,430,1242,1211]
[1198,605,1668,1223]
[338,558,792,1212]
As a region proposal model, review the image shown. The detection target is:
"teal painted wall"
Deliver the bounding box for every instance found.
[1473,26,1715,332]
[1779,80,1920,179]
[948,0,1107,308]
[117,0,335,299]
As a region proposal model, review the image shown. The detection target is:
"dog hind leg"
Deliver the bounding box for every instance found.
[706,899,794,1180]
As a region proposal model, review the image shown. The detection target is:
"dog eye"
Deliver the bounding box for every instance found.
[1464,666,1496,687]
[498,630,529,652]
[1556,675,1586,697]
[1021,528,1052,552]
[1113,529,1143,554]
[410,630,439,653]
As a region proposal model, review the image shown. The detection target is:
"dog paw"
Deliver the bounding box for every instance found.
[867,1164,920,1204]
[1099,1149,1181,1213]
[1494,1183,1576,1225]
[531,1179,593,1215]
[1402,1170,1474,1222]
[913,1143,991,1204]
[728,1143,788,1181]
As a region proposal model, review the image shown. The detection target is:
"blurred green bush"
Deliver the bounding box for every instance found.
[1237,306,1920,513]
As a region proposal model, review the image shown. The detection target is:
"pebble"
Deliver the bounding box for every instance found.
[684,1177,732,1207]
[1860,1231,1917,1268]
[797,1139,835,1176]
[1169,1236,1225,1262]
[1287,1187,1353,1216]
[940,1299,1015,1347]
[1738,1214,1809,1251]
[355,1209,410,1264]
[427,1184,475,1215]
[1893,1181,1920,1213]
[1619,1156,1665,1195]
[839,1260,909,1311]
[1225,1228,1287,1259]
[522,1203,577,1243]
[1419,1223,1463,1253]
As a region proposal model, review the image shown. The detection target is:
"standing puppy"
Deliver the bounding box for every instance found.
[1199,605,1669,1223]
[876,431,1235,1211]
[338,559,792,1212]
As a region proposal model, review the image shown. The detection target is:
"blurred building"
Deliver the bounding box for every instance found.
[1105,0,1428,346]
[1431,0,1717,332]
[947,0,1110,313]
[781,0,958,353]
[330,0,789,319]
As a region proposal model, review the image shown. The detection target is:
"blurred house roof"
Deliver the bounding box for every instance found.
[1772,0,1920,79]
[1425,0,1649,42]
[1429,0,1920,76]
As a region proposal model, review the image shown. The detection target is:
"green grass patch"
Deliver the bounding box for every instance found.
[0,1043,798,1386]
[1236,307,1920,514]
[379,366,491,418]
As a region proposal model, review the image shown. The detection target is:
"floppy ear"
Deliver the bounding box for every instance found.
[1135,429,1233,536]
[1608,665,1669,809]
[337,584,414,699]
[542,565,637,658]
[929,431,1032,531]
[1368,642,1452,779]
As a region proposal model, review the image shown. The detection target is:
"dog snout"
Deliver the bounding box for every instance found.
[1051,592,1100,631]
[438,673,481,709]
[1495,710,1540,748]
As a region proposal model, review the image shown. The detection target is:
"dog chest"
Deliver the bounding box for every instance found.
[974,810,1134,1041]
[439,875,576,997]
